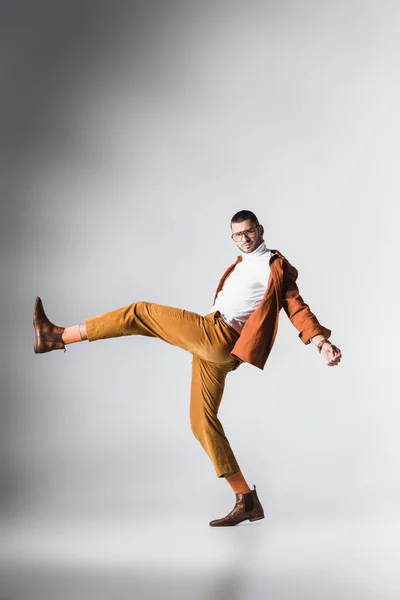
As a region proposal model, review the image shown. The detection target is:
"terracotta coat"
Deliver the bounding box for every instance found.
[213,249,331,370]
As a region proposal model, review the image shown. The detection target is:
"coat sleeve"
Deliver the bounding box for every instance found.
[281,260,332,344]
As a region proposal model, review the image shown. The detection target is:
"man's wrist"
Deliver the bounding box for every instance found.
[310,335,332,353]
[317,338,332,353]
[309,334,326,346]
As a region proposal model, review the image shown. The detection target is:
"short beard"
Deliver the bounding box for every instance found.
[241,234,263,253]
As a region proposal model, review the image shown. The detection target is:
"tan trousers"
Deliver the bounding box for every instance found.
[85,301,242,477]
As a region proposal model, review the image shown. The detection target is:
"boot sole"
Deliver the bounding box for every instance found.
[33,297,49,354]
[210,514,265,527]
[33,297,40,354]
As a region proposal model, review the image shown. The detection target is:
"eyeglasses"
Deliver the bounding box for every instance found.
[231,225,260,242]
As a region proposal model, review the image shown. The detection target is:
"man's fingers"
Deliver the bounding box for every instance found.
[323,344,342,366]
[328,354,341,365]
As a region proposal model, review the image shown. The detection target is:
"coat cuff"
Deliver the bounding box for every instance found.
[299,325,332,345]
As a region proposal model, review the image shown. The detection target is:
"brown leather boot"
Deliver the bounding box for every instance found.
[209,485,265,527]
[33,296,66,354]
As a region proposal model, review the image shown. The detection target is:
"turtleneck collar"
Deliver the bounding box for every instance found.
[241,240,270,260]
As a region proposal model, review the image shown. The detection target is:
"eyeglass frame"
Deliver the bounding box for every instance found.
[231,224,260,242]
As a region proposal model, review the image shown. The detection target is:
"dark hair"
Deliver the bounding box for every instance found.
[230,210,259,228]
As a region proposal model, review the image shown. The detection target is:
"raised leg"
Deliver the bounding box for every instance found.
[61,324,86,344]
[83,301,239,364]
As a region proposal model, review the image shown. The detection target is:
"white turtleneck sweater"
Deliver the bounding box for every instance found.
[208,240,273,334]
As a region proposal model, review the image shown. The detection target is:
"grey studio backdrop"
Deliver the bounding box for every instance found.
[1,1,399,599]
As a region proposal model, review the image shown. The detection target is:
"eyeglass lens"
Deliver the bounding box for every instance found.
[232,228,257,241]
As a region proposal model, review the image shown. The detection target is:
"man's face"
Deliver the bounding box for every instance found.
[231,219,264,253]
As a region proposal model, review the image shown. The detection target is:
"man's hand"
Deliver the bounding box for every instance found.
[321,342,342,367]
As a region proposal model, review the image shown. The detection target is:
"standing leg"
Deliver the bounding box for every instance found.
[189,355,265,527]
[189,354,243,478]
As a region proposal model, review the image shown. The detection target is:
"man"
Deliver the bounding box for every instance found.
[33,210,342,527]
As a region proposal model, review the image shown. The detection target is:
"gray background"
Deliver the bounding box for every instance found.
[1,1,399,599]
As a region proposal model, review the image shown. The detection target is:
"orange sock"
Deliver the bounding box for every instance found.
[62,323,86,344]
[225,471,251,494]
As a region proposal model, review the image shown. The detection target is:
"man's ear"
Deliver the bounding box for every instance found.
[259,224,264,236]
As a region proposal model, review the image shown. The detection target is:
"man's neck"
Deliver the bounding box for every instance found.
[241,240,268,259]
